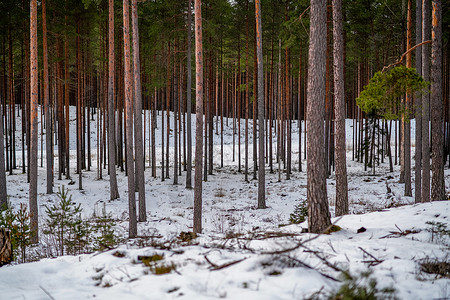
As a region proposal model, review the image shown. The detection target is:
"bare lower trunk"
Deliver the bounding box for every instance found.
[414,0,422,203]
[431,0,445,200]
[29,0,39,244]
[255,0,266,209]
[307,0,331,233]
[43,0,52,194]
[132,0,146,221]
[193,0,204,234]
[403,0,412,197]
[123,0,137,238]
[0,107,7,210]
[186,0,192,189]
[422,0,431,202]
[108,0,120,200]
[333,0,348,216]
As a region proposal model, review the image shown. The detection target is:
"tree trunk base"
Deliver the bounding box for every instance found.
[0,228,13,266]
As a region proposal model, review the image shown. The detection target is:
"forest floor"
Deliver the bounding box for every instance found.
[0,106,449,299]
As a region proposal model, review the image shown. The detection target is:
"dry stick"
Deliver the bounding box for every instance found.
[39,286,56,300]
[302,245,351,280]
[279,254,339,282]
[358,246,383,266]
[204,255,247,271]
[260,217,343,255]
[295,5,310,38]
[260,234,321,255]
[381,40,431,73]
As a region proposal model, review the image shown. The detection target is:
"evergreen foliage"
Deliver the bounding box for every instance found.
[0,202,32,262]
[356,66,428,120]
[92,204,118,251]
[43,186,89,256]
[289,199,308,224]
[329,270,398,300]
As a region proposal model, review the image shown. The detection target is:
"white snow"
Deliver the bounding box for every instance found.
[0,105,449,299]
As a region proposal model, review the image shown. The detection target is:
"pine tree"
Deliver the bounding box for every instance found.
[333,0,348,216]
[431,0,444,201]
[186,0,193,189]
[29,0,39,244]
[421,0,431,202]
[123,0,137,238]
[255,0,266,209]
[0,106,6,210]
[132,0,146,221]
[43,0,52,194]
[414,0,422,203]
[193,0,204,234]
[307,0,331,233]
[108,0,120,201]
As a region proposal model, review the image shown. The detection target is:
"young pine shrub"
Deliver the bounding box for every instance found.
[15,203,32,262]
[43,186,89,256]
[289,199,308,224]
[329,270,397,300]
[0,202,32,263]
[92,204,118,251]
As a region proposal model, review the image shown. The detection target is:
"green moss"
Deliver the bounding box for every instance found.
[151,262,177,275]
[324,225,342,234]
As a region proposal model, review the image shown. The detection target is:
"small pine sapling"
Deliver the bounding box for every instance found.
[15,203,32,263]
[92,204,118,251]
[43,186,84,256]
[0,202,33,263]
[289,200,308,224]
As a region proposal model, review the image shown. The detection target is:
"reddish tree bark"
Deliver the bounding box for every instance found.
[123,0,137,238]
[431,0,445,200]
[193,0,204,234]
[333,0,348,216]
[108,0,120,200]
[43,0,52,194]
[186,0,193,189]
[255,0,266,209]
[29,0,39,244]
[307,0,331,233]
[132,0,146,221]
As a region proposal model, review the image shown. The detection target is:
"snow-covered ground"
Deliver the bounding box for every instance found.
[0,106,449,299]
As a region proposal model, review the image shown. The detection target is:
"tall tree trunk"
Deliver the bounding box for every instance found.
[193,0,204,234]
[65,17,70,180]
[431,0,444,200]
[7,28,13,175]
[307,0,331,233]
[422,0,431,202]
[255,0,266,209]
[43,0,52,194]
[0,105,7,210]
[415,0,422,203]
[403,0,412,196]
[333,0,348,216]
[244,0,249,182]
[298,43,303,172]
[253,32,257,180]
[132,0,146,221]
[108,0,120,200]
[166,42,171,179]
[186,0,193,189]
[76,20,83,190]
[173,47,179,185]
[123,0,137,238]
[151,87,156,178]
[29,0,39,244]
[286,47,291,180]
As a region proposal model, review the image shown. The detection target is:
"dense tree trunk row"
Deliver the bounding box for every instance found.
[0,0,447,241]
